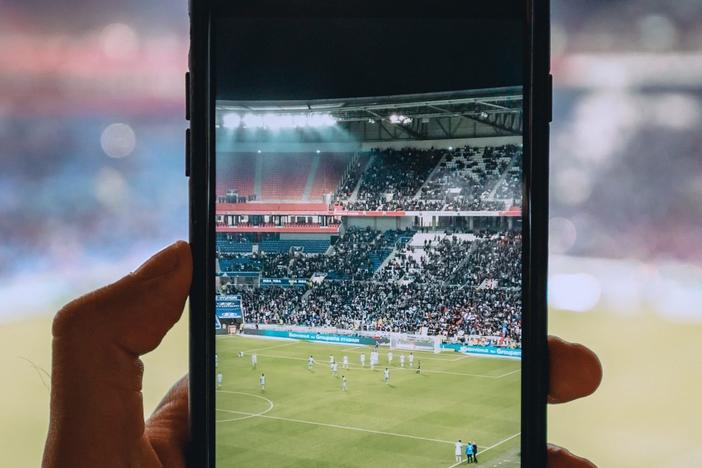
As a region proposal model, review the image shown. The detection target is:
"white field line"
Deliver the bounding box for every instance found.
[445,432,521,468]
[215,390,274,423]
[216,409,456,446]
[494,369,521,379]
[241,353,510,379]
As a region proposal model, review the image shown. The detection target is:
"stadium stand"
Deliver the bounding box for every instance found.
[222,229,522,342]
[259,239,331,254]
[216,152,257,199]
[261,153,313,200]
[308,153,354,199]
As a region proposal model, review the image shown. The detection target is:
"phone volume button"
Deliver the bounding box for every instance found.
[185,128,191,177]
[185,72,191,121]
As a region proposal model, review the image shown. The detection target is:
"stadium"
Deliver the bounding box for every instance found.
[214,88,523,467]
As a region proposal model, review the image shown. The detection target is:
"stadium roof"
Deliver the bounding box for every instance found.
[216,87,523,141]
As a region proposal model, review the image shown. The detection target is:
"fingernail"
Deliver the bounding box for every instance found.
[132,241,187,280]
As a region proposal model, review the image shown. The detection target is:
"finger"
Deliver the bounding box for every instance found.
[548,336,602,404]
[146,375,189,468]
[52,240,192,356]
[43,242,192,468]
[547,444,597,468]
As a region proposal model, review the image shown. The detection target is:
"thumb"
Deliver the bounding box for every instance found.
[43,241,192,468]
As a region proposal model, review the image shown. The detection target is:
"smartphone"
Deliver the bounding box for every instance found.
[188,0,550,466]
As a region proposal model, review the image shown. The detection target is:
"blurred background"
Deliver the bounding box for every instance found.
[1,0,701,466]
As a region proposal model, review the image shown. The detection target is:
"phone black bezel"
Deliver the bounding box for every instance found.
[188,1,549,466]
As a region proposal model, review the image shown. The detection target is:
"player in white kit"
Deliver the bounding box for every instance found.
[331,361,338,377]
[341,375,348,392]
[251,352,258,368]
[307,355,316,370]
[409,352,414,367]
[387,351,393,365]
[360,353,366,367]
[400,354,405,367]
[383,367,390,384]
[215,352,219,368]
[216,372,223,389]
[259,373,266,392]
[342,355,349,369]
[329,354,335,369]
[454,440,463,463]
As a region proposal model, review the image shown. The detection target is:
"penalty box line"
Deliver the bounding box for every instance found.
[215,408,456,446]
[249,352,516,379]
[445,432,521,468]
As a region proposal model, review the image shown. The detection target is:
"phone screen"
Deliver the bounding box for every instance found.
[212,8,525,467]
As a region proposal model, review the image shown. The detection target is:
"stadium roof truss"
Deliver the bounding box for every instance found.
[217,86,523,142]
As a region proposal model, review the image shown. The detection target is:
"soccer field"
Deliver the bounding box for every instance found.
[215,335,521,467]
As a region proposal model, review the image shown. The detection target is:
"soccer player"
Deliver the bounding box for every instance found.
[360,353,366,367]
[238,351,244,358]
[343,355,349,369]
[416,360,422,375]
[215,352,219,368]
[465,441,474,463]
[454,440,463,464]
[400,353,405,367]
[329,354,335,369]
[387,351,393,365]
[307,355,316,370]
[383,367,390,384]
[259,373,266,392]
[251,352,258,368]
[332,361,338,377]
[341,375,348,392]
[471,442,478,463]
[409,352,414,367]
[216,371,223,389]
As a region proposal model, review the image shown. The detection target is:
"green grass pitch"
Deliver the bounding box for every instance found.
[215,335,521,467]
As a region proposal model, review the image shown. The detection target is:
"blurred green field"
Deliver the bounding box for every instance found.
[2,307,701,467]
[215,335,520,467]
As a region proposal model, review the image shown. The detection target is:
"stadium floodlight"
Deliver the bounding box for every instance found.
[316,149,321,154]
[222,113,242,129]
[479,111,489,119]
[257,149,262,154]
[232,112,337,129]
[368,118,376,124]
[389,113,412,124]
[448,146,453,151]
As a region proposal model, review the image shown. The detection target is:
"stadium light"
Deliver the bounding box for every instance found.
[368,118,376,124]
[448,146,453,151]
[479,111,489,119]
[222,113,241,129]
[316,149,321,154]
[389,113,412,125]
[222,112,337,129]
[257,149,262,154]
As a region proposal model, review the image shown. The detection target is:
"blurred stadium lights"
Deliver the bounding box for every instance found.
[548,272,602,312]
[222,112,337,129]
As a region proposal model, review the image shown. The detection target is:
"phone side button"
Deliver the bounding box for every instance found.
[185,128,191,177]
[185,71,191,121]
[547,73,553,123]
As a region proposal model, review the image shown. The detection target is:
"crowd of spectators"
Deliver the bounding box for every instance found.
[227,229,522,343]
[333,145,523,212]
[217,227,412,280]
[376,232,522,288]
[335,148,443,211]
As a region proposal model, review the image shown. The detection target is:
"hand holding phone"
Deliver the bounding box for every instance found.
[41,241,600,467]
